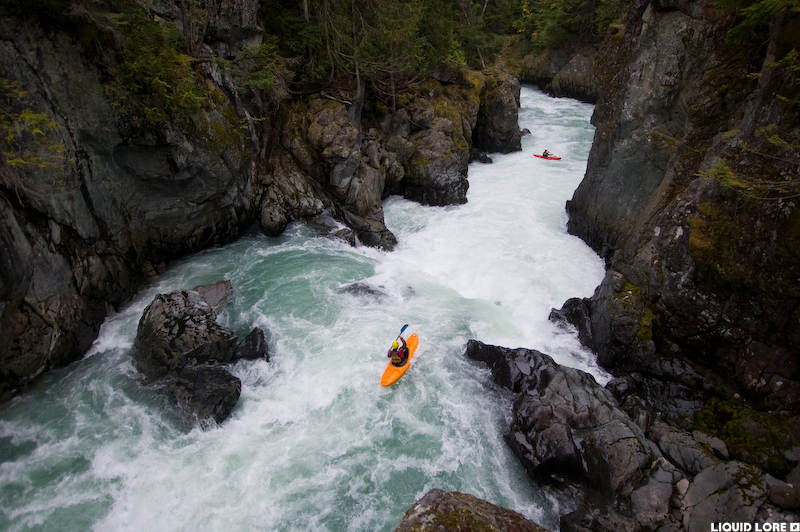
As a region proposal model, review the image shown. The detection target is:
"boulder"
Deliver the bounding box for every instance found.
[131,288,253,427]
[473,72,522,154]
[158,365,242,429]
[232,327,269,362]
[393,489,550,532]
[648,422,719,476]
[465,340,660,498]
[132,290,239,382]
[336,282,390,301]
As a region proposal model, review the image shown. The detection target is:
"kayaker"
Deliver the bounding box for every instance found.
[542,149,551,158]
[388,337,408,366]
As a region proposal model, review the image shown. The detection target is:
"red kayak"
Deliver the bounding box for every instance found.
[534,154,561,160]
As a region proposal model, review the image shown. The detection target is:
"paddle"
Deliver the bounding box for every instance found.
[391,324,409,355]
[396,324,409,339]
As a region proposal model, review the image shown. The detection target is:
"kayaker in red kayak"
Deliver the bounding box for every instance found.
[542,149,551,157]
[388,337,408,366]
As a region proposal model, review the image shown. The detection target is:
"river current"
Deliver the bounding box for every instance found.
[0,87,607,532]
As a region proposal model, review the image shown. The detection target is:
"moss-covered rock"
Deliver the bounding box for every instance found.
[393,489,550,532]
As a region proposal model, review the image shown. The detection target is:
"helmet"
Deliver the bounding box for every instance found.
[392,341,399,349]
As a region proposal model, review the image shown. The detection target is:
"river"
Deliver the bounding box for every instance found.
[0,87,607,532]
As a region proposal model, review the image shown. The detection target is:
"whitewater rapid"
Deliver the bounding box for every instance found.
[0,87,606,532]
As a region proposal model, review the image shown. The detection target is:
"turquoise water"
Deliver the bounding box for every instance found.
[0,87,606,532]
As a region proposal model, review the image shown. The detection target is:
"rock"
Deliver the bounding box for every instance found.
[562,0,800,417]
[648,422,719,476]
[766,474,800,511]
[131,290,239,382]
[692,431,729,461]
[681,462,766,532]
[158,365,241,428]
[473,72,522,154]
[465,341,660,498]
[581,419,653,498]
[429,63,459,84]
[0,4,255,403]
[517,47,599,103]
[336,282,390,301]
[631,480,673,528]
[193,280,233,311]
[545,52,597,103]
[232,327,269,361]
[404,126,470,206]
[393,489,550,532]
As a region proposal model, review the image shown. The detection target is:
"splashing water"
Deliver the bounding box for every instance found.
[0,88,607,532]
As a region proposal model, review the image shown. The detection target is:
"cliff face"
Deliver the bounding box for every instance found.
[0,2,521,401]
[561,0,800,415]
[0,8,256,403]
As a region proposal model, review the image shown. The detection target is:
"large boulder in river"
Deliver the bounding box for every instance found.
[393,489,550,532]
[132,290,239,383]
[465,340,660,499]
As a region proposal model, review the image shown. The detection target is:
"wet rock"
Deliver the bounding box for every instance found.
[473,71,522,154]
[393,489,550,532]
[193,280,233,311]
[232,327,269,362]
[159,365,241,429]
[131,289,249,427]
[765,474,800,511]
[465,340,660,498]
[630,458,679,528]
[132,290,239,383]
[336,282,390,301]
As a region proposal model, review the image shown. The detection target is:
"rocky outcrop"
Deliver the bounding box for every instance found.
[0,1,522,402]
[516,46,599,103]
[393,489,550,532]
[466,340,800,532]
[549,0,800,497]
[473,71,523,154]
[132,284,267,428]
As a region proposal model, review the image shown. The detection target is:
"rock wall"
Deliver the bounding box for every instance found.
[0,3,521,402]
[541,0,800,523]
[0,7,256,403]
[562,0,800,413]
[517,46,599,103]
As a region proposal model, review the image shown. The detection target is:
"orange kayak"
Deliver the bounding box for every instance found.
[381,334,419,386]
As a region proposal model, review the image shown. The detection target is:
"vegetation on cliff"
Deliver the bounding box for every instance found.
[0,79,72,202]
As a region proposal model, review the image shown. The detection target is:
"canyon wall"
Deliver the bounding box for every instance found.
[0,2,521,402]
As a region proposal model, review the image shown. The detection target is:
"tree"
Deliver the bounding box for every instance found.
[0,79,72,204]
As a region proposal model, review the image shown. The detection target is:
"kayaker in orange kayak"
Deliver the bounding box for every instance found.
[388,337,409,366]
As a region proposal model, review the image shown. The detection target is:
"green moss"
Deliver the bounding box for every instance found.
[636,307,657,342]
[616,281,642,309]
[695,398,797,477]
